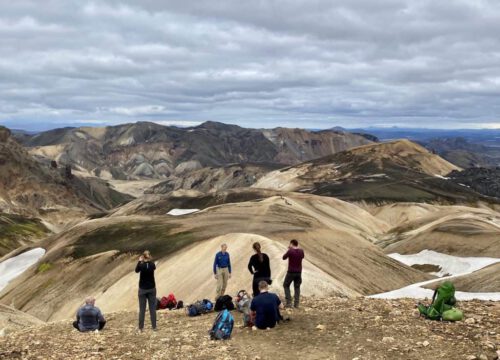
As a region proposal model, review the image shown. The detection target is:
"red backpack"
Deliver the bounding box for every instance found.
[160,293,177,310]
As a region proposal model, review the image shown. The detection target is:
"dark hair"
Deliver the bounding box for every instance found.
[290,239,299,247]
[253,242,263,262]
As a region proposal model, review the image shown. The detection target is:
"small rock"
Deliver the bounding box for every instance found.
[382,337,395,343]
[465,356,477,360]
[316,324,326,331]
[422,341,429,347]
[465,318,476,325]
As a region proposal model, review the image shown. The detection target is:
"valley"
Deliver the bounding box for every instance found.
[0,122,499,359]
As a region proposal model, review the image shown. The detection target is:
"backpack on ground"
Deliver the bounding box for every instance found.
[442,308,464,321]
[209,309,234,340]
[156,298,162,310]
[215,295,235,312]
[160,293,177,310]
[235,290,253,327]
[176,300,184,309]
[418,281,461,321]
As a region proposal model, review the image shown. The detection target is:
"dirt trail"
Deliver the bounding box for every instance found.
[1,298,498,360]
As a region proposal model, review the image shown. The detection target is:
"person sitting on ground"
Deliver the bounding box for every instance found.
[73,296,106,332]
[250,281,283,330]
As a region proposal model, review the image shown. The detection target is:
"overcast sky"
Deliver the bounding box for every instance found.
[1,0,500,130]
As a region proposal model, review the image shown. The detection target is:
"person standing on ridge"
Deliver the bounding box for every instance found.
[248,242,271,297]
[135,250,157,331]
[214,243,232,299]
[282,239,305,308]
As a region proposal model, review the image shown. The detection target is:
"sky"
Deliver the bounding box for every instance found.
[1,0,500,131]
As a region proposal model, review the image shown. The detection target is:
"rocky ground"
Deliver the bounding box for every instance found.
[1,297,499,360]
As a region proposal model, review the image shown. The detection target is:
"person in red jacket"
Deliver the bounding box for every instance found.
[282,239,305,308]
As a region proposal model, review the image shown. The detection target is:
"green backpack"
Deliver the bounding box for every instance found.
[418,281,461,321]
[442,308,464,322]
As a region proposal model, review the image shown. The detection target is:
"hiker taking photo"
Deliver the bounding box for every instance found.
[135,250,157,331]
[213,243,232,299]
[282,239,304,308]
[247,242,271,296]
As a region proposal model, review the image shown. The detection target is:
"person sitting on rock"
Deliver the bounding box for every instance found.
[73,296,106,332]
[250,281,283,330]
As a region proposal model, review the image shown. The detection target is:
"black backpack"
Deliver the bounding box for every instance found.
[215,295,235,312]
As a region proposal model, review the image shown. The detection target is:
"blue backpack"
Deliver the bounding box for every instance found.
[187,299,214,317]
[209,309,234,340]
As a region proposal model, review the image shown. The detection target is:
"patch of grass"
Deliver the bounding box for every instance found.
[0,213,50,255]
[37,262,53,273]
[71,221,198,259]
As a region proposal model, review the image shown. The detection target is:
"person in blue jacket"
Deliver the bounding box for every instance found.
[213,243,232,299]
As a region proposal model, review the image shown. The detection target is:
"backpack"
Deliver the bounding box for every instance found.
[161,293,177,310]
[209,309,234,340]
[442,308,464,322]
[156,298,162,311]
[187,299,213,317]
[215,295,235,312]
[176,300,184,309]
[418,281,460,321]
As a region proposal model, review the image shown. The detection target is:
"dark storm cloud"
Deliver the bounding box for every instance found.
[1,0,500,130]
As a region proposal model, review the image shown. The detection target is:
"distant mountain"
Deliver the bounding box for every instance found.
[447,167,500,199]
[146,163,282,194]
[0,126,132,226]
[17,121,373,180]
[253,139,498,204]
[422,137,500,168]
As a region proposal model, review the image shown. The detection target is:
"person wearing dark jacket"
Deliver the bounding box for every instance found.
[247,242,271,296]
[250,281,283,330]
[135,250,157,331]
[73,296,106,332]
[282,239,305,308]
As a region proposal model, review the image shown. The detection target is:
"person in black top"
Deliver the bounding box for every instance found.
[247,242,271,297]
[135,250,157,331]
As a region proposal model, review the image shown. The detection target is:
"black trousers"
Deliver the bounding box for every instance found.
[283,272,302,307]
[252,277,271,297]
[138,287,157,330]
[72,320,106,332]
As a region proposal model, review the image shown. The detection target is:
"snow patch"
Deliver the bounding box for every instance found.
[167,209,199,216]
[0,248,46,292]
[388,250,500,277]
[434,174,450,180]
[370,250,500,301]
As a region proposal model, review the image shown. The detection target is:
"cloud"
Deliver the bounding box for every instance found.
[1,0,500,130]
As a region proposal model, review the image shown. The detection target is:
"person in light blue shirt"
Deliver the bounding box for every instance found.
[213,243,232,299]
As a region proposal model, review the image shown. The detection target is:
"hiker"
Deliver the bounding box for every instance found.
[247,242,271,296]
[282,239,304,308]
[250,281,283,330]
[72,296,106,332]
[213,243,232,299]
[135,250,157,331]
